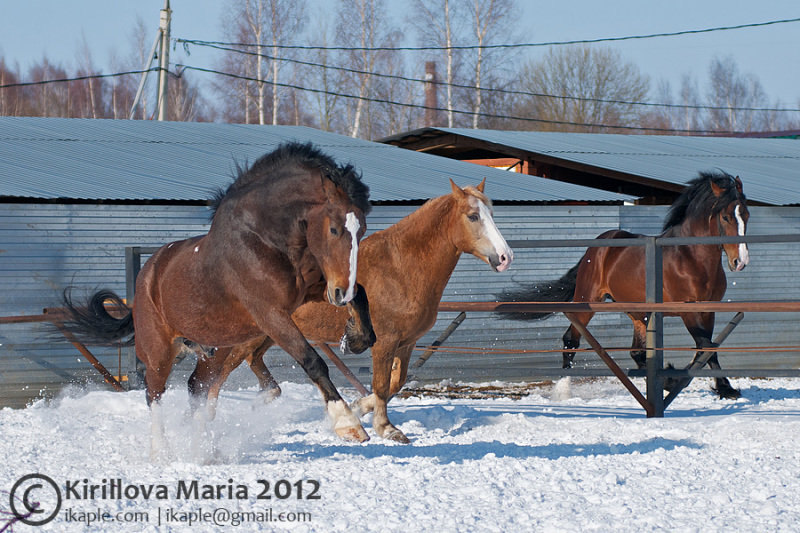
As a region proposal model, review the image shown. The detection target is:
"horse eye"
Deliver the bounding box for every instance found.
[330,226,339,236]
[468,213,480,222]
[722,215,731,222]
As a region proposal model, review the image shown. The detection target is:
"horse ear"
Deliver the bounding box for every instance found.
[449,178,466,197]
[477,177,486,193]
[734,175,743,193]
[710,179,724,197]
[320,174,337,200]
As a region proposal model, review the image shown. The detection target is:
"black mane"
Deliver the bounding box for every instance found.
[210,142,371,219]
[662,170,744,232]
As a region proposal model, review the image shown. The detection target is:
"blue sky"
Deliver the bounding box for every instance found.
[1,0,799,107]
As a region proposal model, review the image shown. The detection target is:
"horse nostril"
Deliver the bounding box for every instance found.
[334,287,344,304]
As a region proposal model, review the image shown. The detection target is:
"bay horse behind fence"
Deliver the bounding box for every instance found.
[190,179,514,443]
[500,170,749,399]
[61,142,374,456]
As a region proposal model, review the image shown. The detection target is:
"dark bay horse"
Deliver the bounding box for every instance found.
[500,170,750,399]
[62,142,374,454]
[191,179,514,443]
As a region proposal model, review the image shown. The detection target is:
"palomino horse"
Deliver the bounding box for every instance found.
[61,142,375,454]
[500,170,749,399]
[190,179,514,443]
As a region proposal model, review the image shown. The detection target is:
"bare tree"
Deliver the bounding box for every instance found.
[467,0,518,128]
[336,0,402,138]
[304,19,345,131]
[0,58,23,116]
[217,0,306,124]
[409,0,467,127]
[646,57,800,134]
[706,56,781,132]
[515,46,649,132]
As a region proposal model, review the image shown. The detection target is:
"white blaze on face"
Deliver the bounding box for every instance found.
[735,204,750,268]
[476,199,514,271]
[343,211,360,303]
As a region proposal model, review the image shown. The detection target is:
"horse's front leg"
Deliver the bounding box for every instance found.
[700,345,741,400]
[684,313,740,399]
[340,283,376,354]
[268,314,368,442]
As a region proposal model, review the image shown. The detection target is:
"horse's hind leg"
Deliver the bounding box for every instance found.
[562,312,592,368]
[630,315,647,368]
[367,343,413,443]
[188,345,234,420]
[138,331,183,459]
[244,339,282,403]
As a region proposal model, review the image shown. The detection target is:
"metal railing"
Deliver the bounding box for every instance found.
[433,233,800,417]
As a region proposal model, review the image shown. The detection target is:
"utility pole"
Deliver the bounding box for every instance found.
[156,0,172,121]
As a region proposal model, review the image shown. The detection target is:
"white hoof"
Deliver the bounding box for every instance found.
[328,400,369,442]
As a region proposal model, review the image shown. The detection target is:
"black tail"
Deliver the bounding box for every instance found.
[496,261,580,320]
[61,288,134,345]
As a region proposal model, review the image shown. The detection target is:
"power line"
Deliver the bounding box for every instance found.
[0,68,161,90]
[176,16,800,52]
[176,63,742,135]
[185,40,800,114]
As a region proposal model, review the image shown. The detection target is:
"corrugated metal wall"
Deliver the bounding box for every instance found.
[0,204,214,407]
[2,203,800,407]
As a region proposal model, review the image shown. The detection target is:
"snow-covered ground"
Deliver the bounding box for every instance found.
[2,376,800,532]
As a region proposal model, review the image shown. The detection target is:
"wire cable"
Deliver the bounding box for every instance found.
[182,40,800,114]
[175,16,800,52]
[176,63,744,135]
[0,68,161,90]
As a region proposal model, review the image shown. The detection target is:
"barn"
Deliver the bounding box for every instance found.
[380,127,800,205]
[2,118,800,408]
[0,116,630,407]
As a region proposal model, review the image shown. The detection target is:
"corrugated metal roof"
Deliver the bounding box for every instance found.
[388,128,800,206]
[0,117,632,204]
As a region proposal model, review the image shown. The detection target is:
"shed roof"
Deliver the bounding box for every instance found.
[0,117,632,204]
[380,128,800,206]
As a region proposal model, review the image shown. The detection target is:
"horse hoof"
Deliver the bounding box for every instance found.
[340,332,372,355]
[383,428,411,444]
[714,387,741,400]
[335,425,370,443]
[258,386,282,404]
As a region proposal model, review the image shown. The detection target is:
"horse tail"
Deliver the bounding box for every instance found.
[496,261,579,320]
[61,288,134,345]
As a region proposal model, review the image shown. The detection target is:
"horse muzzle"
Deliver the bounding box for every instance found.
[327,284,354,306]
[489,248,514,272]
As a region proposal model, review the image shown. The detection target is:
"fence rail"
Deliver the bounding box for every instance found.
[431,232,800,417]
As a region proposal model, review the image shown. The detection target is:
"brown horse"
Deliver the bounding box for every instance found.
[61,142,374,455]
[190,179,514,443]
[500,170,749,399]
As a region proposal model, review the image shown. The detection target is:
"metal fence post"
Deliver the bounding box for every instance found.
[124,247,144,389]
[645,237,664,417]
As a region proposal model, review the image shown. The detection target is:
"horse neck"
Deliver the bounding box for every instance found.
[663,213,723,262]
[378,196,462,294]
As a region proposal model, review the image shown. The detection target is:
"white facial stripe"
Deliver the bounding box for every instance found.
[343,212,360,303]
[476,200,512,259]
[735,204,750,266]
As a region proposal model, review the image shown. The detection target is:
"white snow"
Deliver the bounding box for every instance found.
[3,377,800,531]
